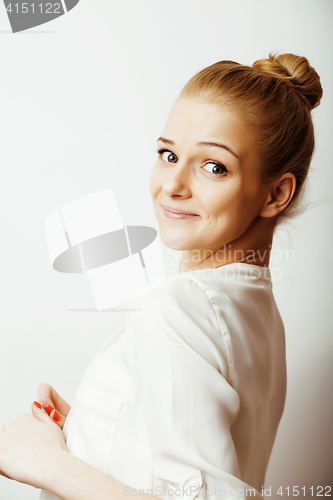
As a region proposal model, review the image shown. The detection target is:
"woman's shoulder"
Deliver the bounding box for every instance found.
[130,272,221,314]
[126,273,230,376]
[128,263,273,323]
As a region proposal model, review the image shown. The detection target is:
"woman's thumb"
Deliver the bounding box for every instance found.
[35,383,71,429]
[37,383,71,416]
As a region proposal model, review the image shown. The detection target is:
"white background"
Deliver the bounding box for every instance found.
[0,0,332,498]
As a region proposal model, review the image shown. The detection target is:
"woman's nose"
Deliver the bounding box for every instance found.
[162,162,192,198]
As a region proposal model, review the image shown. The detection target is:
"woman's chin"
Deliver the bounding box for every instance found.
[159,232,190,251]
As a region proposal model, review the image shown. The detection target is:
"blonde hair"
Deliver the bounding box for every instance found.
[179,53,323,225]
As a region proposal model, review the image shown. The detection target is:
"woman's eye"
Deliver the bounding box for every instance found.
[202,162,228,176]
[156,148,178,163]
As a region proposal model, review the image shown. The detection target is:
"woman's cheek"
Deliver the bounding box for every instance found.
[149,164,161,199]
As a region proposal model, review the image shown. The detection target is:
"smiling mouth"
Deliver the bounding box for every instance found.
[162,205,200,219]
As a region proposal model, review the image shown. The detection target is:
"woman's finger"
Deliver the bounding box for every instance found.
[31,402,66,430]
[48,407,67,429]
[36,383,71,417]
[30,404,61,428]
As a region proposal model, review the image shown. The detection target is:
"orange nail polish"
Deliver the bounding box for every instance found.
[33,401,42,409]
[52,410,61,422]
[44,405,54,415]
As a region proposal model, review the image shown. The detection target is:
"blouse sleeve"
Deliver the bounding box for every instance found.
[125,276,263,500]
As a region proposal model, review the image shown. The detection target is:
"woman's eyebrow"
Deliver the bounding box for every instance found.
[157,137,239,160]
[197,141,239,160]
[157,137,174,145]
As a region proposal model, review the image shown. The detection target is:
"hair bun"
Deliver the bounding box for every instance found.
[252,53,323,110]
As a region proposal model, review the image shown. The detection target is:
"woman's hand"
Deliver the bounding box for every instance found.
[33,382,71,429]
[0,407,69,489]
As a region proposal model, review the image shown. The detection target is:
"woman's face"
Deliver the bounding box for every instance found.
[149,96,269,255]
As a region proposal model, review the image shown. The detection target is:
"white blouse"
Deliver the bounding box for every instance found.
[39,262,287,500]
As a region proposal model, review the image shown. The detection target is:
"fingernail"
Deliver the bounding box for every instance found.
[33,401,42,409]
[44,405,54,415]
[52,410,61,422]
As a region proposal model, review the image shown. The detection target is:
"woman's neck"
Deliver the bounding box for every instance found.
[178,216,275,272]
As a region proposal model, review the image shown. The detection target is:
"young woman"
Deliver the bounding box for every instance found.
[0,52,322,500]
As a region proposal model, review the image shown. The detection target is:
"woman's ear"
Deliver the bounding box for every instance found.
[259,173,296,218]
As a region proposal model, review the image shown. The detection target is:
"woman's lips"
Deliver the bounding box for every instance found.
[162,205,199,219]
